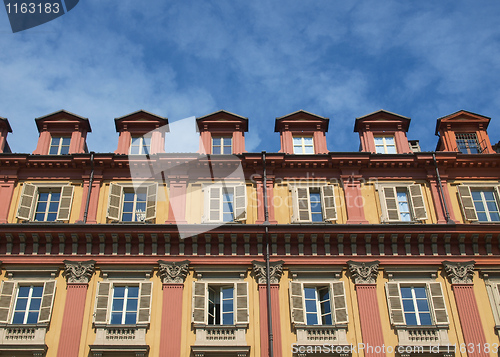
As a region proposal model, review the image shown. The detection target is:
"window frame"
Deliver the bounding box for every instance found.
[290,185,337,223]
[377,183,428,223]
[292,136,315,155]
[12,284,44,325]
[211,136,233,155]
[106,182,158,223]
[49,136,71,155]
[129,136,151,155]
[110,285,140,325]
[202,183,247,223]
[457,184,500,223]
[455,132,480,154]
[374,135,397,154]
[16,183,75,222]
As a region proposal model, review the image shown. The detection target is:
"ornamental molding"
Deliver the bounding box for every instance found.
[347,260,380,284]
[252,260,284,284]
[443,260,475,284]
[158,260,190,284]
[64,260,96,284]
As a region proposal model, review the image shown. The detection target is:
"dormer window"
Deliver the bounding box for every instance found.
[212,136,232,154]
[129,136,151,155]
[374,136,397,154]
[293,136,314,154]
[49,136,71,155]
[455,133,480,154]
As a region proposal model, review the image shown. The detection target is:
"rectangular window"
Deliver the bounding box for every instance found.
[374,136,397,154]
[110,286,139,325]
[49,137,71,155]
[34,189,61,222]
[16,184,75,222]
[204,184,247,223]
[106,183,158,222]
[304,286,333,325]
[293,137,314,154]
[291,186,337,223]
[121,188,147,222]
[130,137,151,155]
[212,137,232,155]
[379,184,427,222]
[396,189,412,222]
[208,286,234,325]
[400,286,432,326]
[471,189,500,222]
[456,133,480,154]
[12,285,43,324]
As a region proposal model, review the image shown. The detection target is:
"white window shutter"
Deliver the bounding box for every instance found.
[56,185,74,221]
[385,282,405,325]
[208,187,222,222]
[289,281,305,324]
[409,184,428,220]
[38,280,56,323]
[137,282,153,324]
[457,185,478,221]
[17,183,38,220]
[235,282,249,324]
[94,282,111,324]
[192,282,207,324]
[0,281,16,323]
[234,184,247,222]
[321,185,337,221]
[107,183,123,221]
[427,282,449,325]
[145,183,158,221]
[381,187,400,222]
[291,187,311,222]
[331,282,348,324]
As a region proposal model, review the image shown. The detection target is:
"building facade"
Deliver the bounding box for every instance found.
[0,109,499,357]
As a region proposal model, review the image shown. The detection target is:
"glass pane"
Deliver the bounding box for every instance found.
[136,193,147,202]
[386,145,397,154]
[305,300,317,313]
[477,212,488,222]
[222,312,233,325]
[304,146,314,154]
[303,137,313,145]
[483,191,495,200]
[38,192,49,201]
[471,191,482,200]
[293,137,302,145]
[222,300,233,312]
[490,212,500,221]
[311,212,323,222]
[222,146,232,154]
[123,202,134,212]
[487,201,498,211]
[112,299,124,311]
[402,299,415,312]
[306,313,318,325]
[46,213,57,221]
[128,287,139,297]
[49,202,59,212]
[293,145,303,154]
[375,146,385,154]
[212,147,221,155]
[126,298,138,312]
[322,314,333,325]
[36,202,47,213]
[62,137,71,145]
[110,313,122,325]
[17,287,30,297]
[400,212,411,221]
[304,287,316,299]
[60,146,70,155]
[419,313,432,325]
[222,287,233,299]
[29,298,41,311]
[51,137,59,145]
[321,301,331,314]
[26,311,38,324]
[125,312,137,324]
[114,287,125,297]
[400,287,412,298]
[135,202,146,213]
[223,213,234,222]
[49,146,59,155]
[34,213,46,221]
[474,201,485,212]
[374,137,384,145]
[414,287,426,298]
[130,146,140,155]
[122,213,133,222]
[212,138,221,146]
[405,313,417,325]
[123,192,135,201]
[12,312,25,324]
[385,137,395,145]
[15,298,27,311]
[416,299,429,312]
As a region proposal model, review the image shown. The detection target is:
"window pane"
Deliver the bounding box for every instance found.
[26,312,38,324]
[136,192,147,202]
[304,146,314,154]
[402,299,415,312]
[49,202,59,212]
[222,287,233,299]
[130,146,140,155]
[320,301,331,314]
[222,313,233,325]
[60,146,70,155]
[29,298,41,311]
[12,312,25,324]
[305,299,317,313]
[128,286,139,297]
[110,312,122,325]
[114,287,125,297]
[385,137,395,145]
[306,313,318,325]
[487,201,498,212]
[126,298,138,312]
[112,298,124,311]
[474,201,485,212]
[222,300,233,313]
[46,213,57,221]
[490,212,500,221]
[477,212,488,221]
[405,313,417,325]
[293,137,302,145]
[416,299,429,312]
[34,213,46,221]
[413,287,426,298]
[483,191,495,200]
[38,192,49,202]
[400,287,412,298]
[303,137,313,145]
[50,137,59,145]
[471,191,482,200]
[322,314,333,325]
[304,287,316,299]
[222,146,232,154]
[125,312,137,324]
[62,137,71,145]
[386,145,397,154]
[123,202,134,213]
[49,146,59,155]
[15,298,27,311]
[420,313,432,325]
[212,138,221,146]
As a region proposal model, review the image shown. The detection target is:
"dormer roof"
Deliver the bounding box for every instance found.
[35,110,91,133]
[435,110,490,136]
[0,116,12,133]
[196,110,248,132]
[354,110,410,133]
[114,110,169,132]
[274,110,329,133]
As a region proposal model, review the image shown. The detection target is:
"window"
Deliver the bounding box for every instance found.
[110,286,139,325]
[203,184,246,223]
[374,136,397,154]
[208,286,234,325]
[304,286,332,325]
[457,185,500,222]
[379,184,427,222]
[12,286,43,324]
[106,183,158,222]
[291,186,337,223]
[455,133,480,154]
[400,286,432,325]
[212,137,232,155]
[129,136,151,155]
[49,136,71,155]
[293,137,314,154]
[16,184,75,222]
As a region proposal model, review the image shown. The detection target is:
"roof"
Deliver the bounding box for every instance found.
[0,116,12,133]
[354,109,411,132]
[35,110,91,132]
[114,110,169,132]
[274,110,329,132]
[435,110,491,136]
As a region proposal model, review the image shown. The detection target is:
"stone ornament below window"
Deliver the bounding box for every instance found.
[158,260,190,284]
[347,260,380,284]
[443,260,475,284]
[252,260,284,284]
[64,260,96,284]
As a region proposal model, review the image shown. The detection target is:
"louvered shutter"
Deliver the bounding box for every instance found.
[427,282,449,325]
[291,187,311,222]
[137,282,153,324]
[94,282,111,324]
[17,183,37,220]
[381,187,400,222]
[321,185,337,221]
[235,282,249,324]
[0,281,16,323]
[234,184,247,221]
[107,183,123,221]
[409,184,428,220]
[385,282,405,325]
[331,282,348,324]
[38,281,56,323]
[56,185,74,221]
[289,281,305,324]
[208,187,221,222]
[145,183,158,221]
[457,185,478,221]
[192,282,207,324]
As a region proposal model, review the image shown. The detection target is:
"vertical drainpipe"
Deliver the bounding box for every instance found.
[432,153,453,223]
[83,152,95,224]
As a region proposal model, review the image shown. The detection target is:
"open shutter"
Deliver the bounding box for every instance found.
[56,185,74,221]
[385,282,405,325]
[321,185,337,221]
[208,187,221,222]
[17,183,37,220]
[145,183,158,221]
[234,184,247,221]
[381,187,400,222]
[94,282,111,324]
[331,282,348,324]
[289,281,305,324]
[192,282,207,324]
[457,185,478,221]
[291,187,311,222]
[137,281,153,324]
[38,280,56,323]
[427,282,449,325]
[107,183,123,221]
[409,184,428,220]
[235,282,249,324]
[0,281,16,323]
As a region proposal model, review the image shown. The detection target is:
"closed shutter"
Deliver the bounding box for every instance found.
[427,282,449,325]
[107,183,123,221]
[0,281,16,323]
[321,185,337,221]
[192,282,207,324]
[234,184,247,221]
[17,183,38,220]
[381,187,400,222]
[235,282,249,324]
[56,185,74,221]
[385,282,405,325]
[208,187,221,222]
[331,281,348,324]
[409,184,428,220]
[145,183,158,221]
[94,282,111,324]
[457,185,478,221]
[291,187,311,222]
[289,281,305,324]
[38,281,56,323]
[137,281,153,324]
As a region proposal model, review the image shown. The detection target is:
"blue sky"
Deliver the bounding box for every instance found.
[1,0,500,154]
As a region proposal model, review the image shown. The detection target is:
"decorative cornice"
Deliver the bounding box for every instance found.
[252,260,284,284]
[347,260,380,284]
[63,260,96,284]
[158,260,190,284]
[443,260,475,284]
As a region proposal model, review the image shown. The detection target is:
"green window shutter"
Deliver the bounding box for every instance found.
[17,183,37,220]
[427,282,449,325]
[56,185,75,221]
[137,282,153,324]
[38,281,56,323]
[94,282,111,324]
[289,281,305,324]
[192,281,207,324]
[321,185,337,221]
[106,183,123,221]
[457,185,478,221]
[385,282,405,325]
[234,184,247,222]
[145,183,158,221]
[331,282,348,324]
[381,187,400,222]
[409,184,428,220]
[0,281,16,323]
[235,282,249,324]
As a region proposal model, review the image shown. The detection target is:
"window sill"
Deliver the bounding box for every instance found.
[395,325,450,347]
[91,325,148,348]
[0,325,48,353]
[194,324,248,346]
[295,325,348,345]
